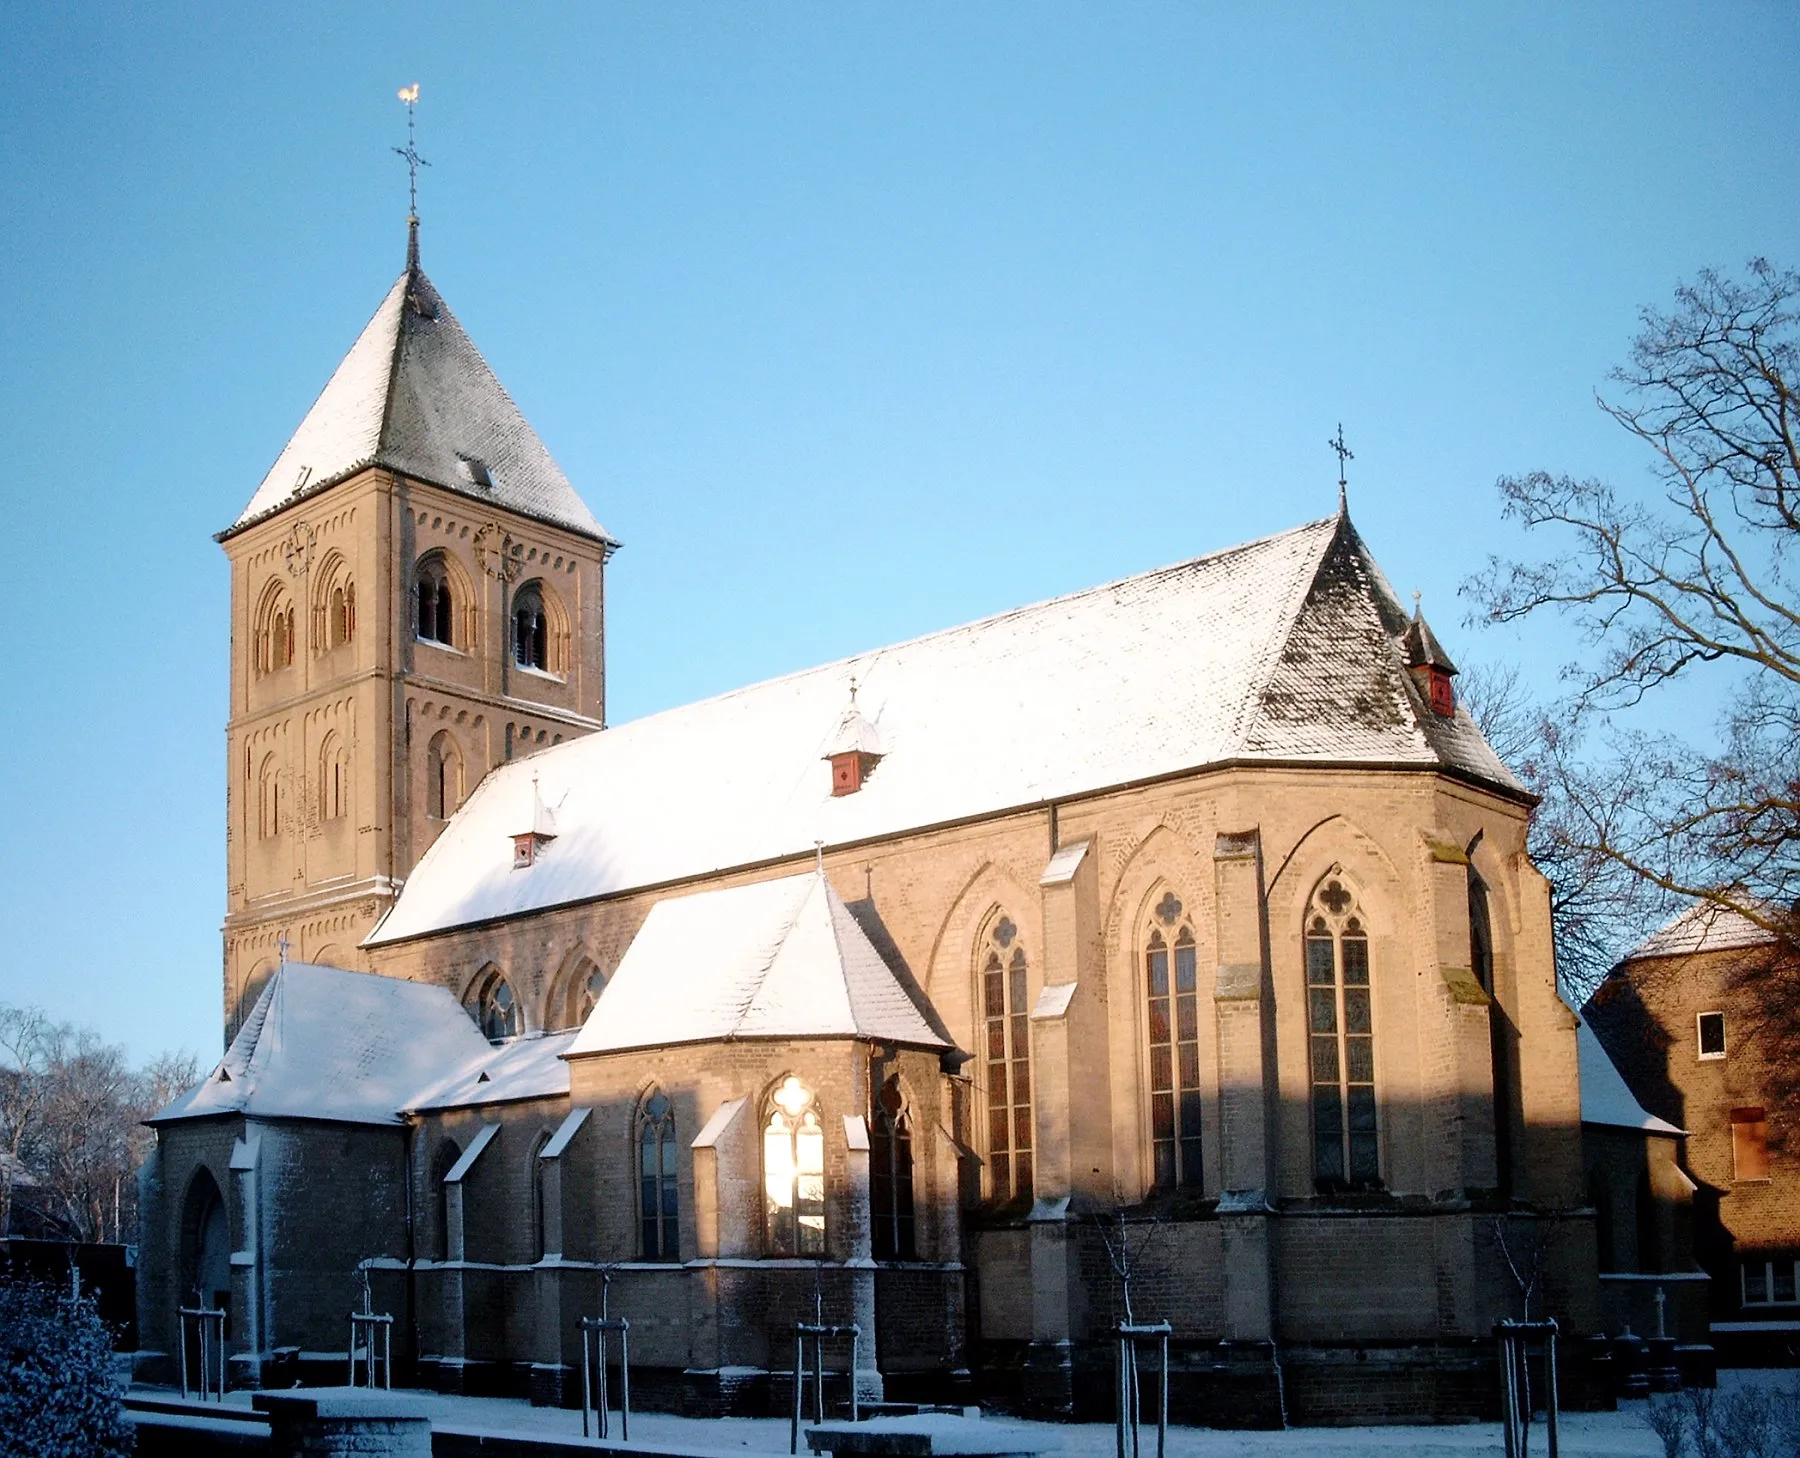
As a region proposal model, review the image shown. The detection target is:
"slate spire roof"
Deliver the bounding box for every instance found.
[222,233,613,546]
[370,510,1527,946]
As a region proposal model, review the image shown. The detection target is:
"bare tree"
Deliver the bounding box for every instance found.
[1467,259,1800,954]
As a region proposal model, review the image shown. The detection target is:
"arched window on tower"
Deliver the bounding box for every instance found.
[764,1075,825,1255]
[1305,872,1379,1192]
[318,733,350,822]
[414,555,456,648]
[981,915,1033,1202]
[512,583,549,672]
[1145,891,1203,1191]
[870,1075,916,1260]
[426,731,462,821]
[638,1089,679,1261]
[467,968,520,1041]
[256,584,296,675]
[329,580,355,647]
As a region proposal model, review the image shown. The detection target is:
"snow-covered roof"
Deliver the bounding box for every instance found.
[150,964,492,1126]
[1578,1018,1683,1135]
[371,513,1522,945]
[224,254,611,546]
[568,872,949,1056]
[409,1031,576,1112]
[1622,901,1778,962]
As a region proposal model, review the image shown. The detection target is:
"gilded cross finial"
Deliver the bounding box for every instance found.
[1328,423,1353,504]
[394,84,429,266]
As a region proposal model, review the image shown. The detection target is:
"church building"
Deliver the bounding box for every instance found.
[137,223,1600,1426]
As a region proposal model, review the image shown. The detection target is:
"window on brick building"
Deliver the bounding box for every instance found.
[426,731,462,820]
[638,1089,679,1261]
[870,1075,916,1260]
[512,583,549,671]
[1743,1256,1799,1306]
[1306,872,1379,1191]
[1698,1011,1727,1060]
[329,580,356,648]
[1731,1107,1770,1182]
[1145,892,1202,1191]
[468,968,520,1042]
[255,584,296,675]
[764,1076,825,1256]
[415,555,456,647]
[981,915,1033,1202]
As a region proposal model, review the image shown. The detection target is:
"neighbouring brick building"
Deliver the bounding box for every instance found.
[138,222,1612,1425]
[1585,903,1800,1363]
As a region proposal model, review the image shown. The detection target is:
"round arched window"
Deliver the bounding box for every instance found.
[512,585,548,671]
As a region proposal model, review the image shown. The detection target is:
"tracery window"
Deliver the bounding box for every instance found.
[426,731,462,820]
[1145,891,1202,1191]
[638,1089,679,1261]
[469,968,520,1041]
[553,956,606,1030]
[982,915,1033,1202]
[512,583,549,672]
[1305,872,1378,1191]
[870,1075,916,1260]
[763,1075,825,1255]
[415,556,456,647]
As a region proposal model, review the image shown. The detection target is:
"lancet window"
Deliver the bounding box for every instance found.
[763,1076,825,1255]
[982,915,1033,1202]
[870,1075,917,1260]
[1305,872,1378,1190]
[638,1089,679,1261]
[1145,891,1203,1190]
[415,556,456,648]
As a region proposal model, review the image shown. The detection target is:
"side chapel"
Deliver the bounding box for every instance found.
[137,223,1602,1425]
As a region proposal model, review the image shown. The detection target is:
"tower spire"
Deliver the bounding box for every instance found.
[394,83,429,270]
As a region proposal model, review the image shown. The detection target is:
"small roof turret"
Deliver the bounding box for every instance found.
[1402,599,1458,676]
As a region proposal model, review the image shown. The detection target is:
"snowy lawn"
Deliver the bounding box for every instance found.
[129,1370,1799,1457]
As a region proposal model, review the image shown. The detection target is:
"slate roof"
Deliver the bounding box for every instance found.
[567,872,949,1056]
[1577,1018,1684,1135]
[409,1031,576,1112]
[370,510,1523,946]
[223,253,611,545]
[1622,900,1779,962]
[149,963,492,1126]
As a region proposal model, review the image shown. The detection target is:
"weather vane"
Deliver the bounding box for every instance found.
[394,83,429,220]
[1328,423,1353,490]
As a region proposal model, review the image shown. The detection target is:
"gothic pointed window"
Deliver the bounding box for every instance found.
[1145,893,1203,1191]
[1306,872,1379,1191]
[513,583,549,671]
[870,1076,916,1260]
[764,1076,825,1256]
[415,555,456,648]
[982,915,1033,1202]
[554,956,606,1030]
[638,1089,679,1261]
[468,968,520,1042]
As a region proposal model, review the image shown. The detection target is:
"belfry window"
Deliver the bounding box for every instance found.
[638,1090,679,1261]
[870,1075,916,1260]
[764,1076,825,1256]
[513,584,548,672]
[415,557,455,647]
[1145,892,1202,1191]
[329,581,355,648]
[1306,873,1379,1191]
[982,915,1033,1202]
[469,969,520,1042]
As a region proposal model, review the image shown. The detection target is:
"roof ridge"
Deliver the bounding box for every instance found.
[372,265,413,471]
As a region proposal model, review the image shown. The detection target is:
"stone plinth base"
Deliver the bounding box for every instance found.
[253,1388,431,1458]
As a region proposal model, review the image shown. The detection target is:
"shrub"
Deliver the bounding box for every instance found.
[0,1277,132,1457]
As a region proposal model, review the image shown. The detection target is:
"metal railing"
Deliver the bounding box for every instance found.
[1115,1320,1171,1458]
[580,1316,631,1440]
[348,1311,394,1389]
[789,1321,861,1454]
[178,1306,227,1401]
[1496,1319,1560,1458]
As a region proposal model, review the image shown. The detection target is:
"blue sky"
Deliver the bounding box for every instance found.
[2,4,1795,1064]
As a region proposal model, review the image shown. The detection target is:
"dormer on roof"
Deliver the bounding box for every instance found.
[1402,598,1459,718]
[512,775,558,869]
[823,680,885,796]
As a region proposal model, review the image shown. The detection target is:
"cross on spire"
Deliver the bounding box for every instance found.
[1328,423,1354,505]
[394,83,429,267]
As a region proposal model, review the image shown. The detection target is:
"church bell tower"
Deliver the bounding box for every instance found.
[215,217,616,1041]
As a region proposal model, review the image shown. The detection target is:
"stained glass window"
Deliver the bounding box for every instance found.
[1145,894,1202,1190]
[638,1090,678,1260]
[1306,873,1378,1191]
[765,1076,825,1255]
[870,1076,916,1259]
[983,917,1033,1201]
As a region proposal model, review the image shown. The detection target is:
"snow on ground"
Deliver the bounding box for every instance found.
[128,1372,1798,1457]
